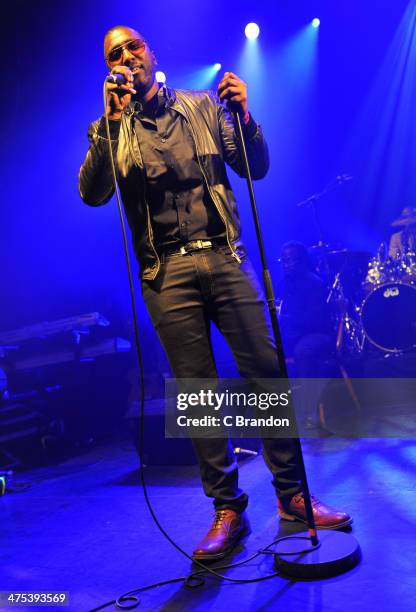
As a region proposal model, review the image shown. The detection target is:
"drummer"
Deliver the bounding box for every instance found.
[389,207,416,258]
[277,241,333,374]
[277,242,333,428]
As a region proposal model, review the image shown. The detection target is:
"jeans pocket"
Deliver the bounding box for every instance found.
[216,244,247,261]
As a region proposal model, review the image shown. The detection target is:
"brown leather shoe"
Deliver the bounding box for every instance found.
[278,493,353,529]
[192,509,251,561]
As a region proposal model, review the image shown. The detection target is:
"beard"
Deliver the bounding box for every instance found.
[130,61,155,95]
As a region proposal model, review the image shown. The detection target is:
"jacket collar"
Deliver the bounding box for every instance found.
[124,85,177,118]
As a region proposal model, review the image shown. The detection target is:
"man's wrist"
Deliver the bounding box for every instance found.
[240,112,257,139]
[242,111,250,125]
[97,116,121,139]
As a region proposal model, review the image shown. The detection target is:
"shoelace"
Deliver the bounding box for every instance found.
[294,494,320,507]
[212,510,230,528]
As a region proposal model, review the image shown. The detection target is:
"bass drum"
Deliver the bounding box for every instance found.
[361,282,416,352]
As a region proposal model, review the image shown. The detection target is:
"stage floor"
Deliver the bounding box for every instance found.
[2,435,415,611]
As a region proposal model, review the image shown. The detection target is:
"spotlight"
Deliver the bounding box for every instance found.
[312,18,320,28]
[245,23,260,40]
[155,70,166,83]
[213,63,222,71]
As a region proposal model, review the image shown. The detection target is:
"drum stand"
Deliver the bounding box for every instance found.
[298,187,363,422]
[233,112,361,578]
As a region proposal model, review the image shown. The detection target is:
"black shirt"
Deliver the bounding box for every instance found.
[133,86,226,249]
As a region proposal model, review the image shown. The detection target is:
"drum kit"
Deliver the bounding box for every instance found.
[315,243,416,354]
[358,245,416,353]
[298,179,416,355]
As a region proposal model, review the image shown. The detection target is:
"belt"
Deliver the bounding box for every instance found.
[160,240,215,259]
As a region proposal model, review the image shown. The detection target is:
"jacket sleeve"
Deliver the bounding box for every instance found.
[78,117,121,206]
[215,96,270,180]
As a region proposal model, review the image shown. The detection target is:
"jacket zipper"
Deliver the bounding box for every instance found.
[124,114,161,279]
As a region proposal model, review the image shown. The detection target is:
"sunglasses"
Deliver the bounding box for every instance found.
[106,39,146,64]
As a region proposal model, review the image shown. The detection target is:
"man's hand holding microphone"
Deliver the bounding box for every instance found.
[105,66,136,120]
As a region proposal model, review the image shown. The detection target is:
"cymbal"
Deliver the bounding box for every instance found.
[392,216,416,227]
[309,246,371,261]
[392,207,416,227]
[326,249,350,257]
[308,244,346,255]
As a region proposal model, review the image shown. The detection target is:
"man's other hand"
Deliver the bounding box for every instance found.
[217,71,249,123]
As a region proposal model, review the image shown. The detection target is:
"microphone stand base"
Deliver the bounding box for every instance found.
[274,530,361,579]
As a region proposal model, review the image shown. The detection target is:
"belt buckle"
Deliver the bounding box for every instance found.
[179,240,212,255]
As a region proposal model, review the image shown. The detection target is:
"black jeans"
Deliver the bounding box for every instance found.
[141,245,302,513]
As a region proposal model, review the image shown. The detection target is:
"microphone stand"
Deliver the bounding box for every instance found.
[296,174,353,251]
[232,111,361,578]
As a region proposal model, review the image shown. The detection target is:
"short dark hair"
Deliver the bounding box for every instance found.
[282,240,308,255]
[281,240,312,268]
[105,25,126,37]
[104,25,143,41]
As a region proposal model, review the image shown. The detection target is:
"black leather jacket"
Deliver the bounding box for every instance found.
[78,87,269,280]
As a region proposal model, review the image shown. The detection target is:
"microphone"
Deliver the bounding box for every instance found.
[106,73,128,86]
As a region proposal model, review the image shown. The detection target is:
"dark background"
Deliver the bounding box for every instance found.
[1,0,414,364]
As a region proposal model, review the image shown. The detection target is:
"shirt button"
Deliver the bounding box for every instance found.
[181,222,187,227]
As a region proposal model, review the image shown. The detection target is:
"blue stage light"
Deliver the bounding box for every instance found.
[155,70,166,83]
[213,63,222,71]
[312,18,320,29]
[245,23,260,40]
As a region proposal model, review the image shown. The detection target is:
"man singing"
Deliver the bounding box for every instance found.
[79,25,352,561]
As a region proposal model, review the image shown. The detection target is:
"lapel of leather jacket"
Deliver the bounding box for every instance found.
[121,111,144,170]
[169,88,218,157]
